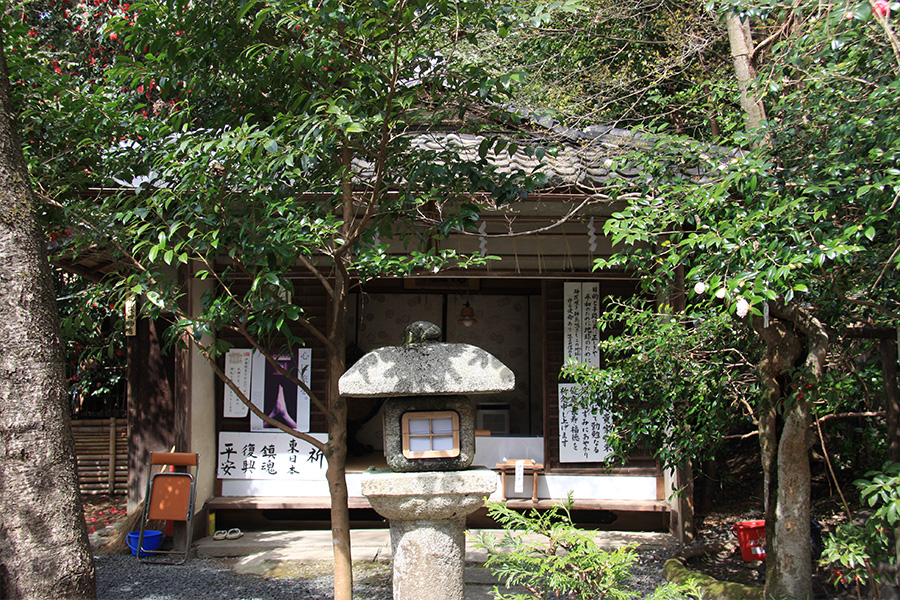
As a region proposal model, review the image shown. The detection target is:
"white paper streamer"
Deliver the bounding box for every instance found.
[587,217,597,252]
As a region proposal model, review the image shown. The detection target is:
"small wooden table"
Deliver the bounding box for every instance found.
[494,459,544,503]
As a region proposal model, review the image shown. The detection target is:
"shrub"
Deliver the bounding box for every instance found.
[473,496,698,599]
[820,462,900,595]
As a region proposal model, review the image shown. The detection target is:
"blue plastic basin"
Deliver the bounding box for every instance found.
[126,530,163,556]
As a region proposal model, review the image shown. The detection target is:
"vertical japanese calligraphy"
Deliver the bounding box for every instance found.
[563,282,600,367]
[558,384,610,463]
[581,282,601,369]
[217,432,328,479]
[563,282,582,364]
[223,348,252,418]
[559,281,609,463]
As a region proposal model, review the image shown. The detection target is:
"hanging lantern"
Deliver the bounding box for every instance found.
[458,301,477,327]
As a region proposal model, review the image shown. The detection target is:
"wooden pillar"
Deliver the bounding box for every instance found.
[126,316,175,512]
[668,462,694,542]
[881,338,900,462]
[667,264,694,541]
[107,417,117,495]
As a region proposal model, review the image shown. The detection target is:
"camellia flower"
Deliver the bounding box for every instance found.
[874,0,890,18]
[715,288,727,299]
[693,282,707,295]
[735,298,750,318]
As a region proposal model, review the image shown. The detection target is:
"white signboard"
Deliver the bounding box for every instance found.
[563,281,600,367]
[558,383,610,463]
[581,282,601,368]
[250,349,312,432]
[563,282,583,364]
[223,349,252,418]
[217,432,327,479]
[559,281,608,462]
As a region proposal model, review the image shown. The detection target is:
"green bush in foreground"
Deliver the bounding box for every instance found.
[473,497,699,599]
[820,462,900,595]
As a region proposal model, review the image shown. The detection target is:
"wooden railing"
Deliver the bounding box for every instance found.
[72,418,127,495]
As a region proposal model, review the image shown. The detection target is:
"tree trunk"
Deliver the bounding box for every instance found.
[0,34,96,600]
[770,395,813,599]
[756,318,801,564]
[725,12,768,136]
[326,258,353,600]
[754,303,826,600]
[326,410,352,600]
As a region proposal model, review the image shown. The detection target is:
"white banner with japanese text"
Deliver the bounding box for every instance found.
[558,384,610,463]
[559,281,607,462]
[217,432,327,480]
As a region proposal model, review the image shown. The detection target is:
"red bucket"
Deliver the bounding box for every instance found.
[732,520,766,562]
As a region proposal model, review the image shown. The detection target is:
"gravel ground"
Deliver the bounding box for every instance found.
[94,546,680,600]
[95,554,392,600]
[87,495,682,599]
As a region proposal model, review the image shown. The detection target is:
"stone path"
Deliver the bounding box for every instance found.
[194,528,679,599]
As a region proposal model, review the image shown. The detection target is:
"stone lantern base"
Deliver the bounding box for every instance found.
[361,468,497,600]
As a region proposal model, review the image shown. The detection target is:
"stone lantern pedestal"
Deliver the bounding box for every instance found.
[361,468,497,600]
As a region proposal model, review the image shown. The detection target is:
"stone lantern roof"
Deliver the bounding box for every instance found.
[338,321,515,398]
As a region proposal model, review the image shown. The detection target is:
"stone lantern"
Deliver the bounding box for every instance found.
[339,321,514,600]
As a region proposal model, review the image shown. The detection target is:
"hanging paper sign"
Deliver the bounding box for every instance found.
[558,383,610,463]
[581,282,601,369]
[564,281,600,366]
[223,349,252,418]
[217,431,327,479]
[563,282,583,363]
[250,349,312,432]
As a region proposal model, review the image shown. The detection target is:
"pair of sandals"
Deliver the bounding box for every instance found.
[212,528,243,541]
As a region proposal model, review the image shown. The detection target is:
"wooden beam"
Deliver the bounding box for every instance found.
[204,496,374,511]
[842,326,895,340]
[202,495,671,513]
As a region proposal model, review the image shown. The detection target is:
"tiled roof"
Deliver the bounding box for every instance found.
[352,121,739,193]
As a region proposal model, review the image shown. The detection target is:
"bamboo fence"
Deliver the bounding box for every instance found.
[72,418,127,495]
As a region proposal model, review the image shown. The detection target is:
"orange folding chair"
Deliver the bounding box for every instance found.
[137,452,198,565]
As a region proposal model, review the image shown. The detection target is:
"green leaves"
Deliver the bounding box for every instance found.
[475,497,699,599]
[562,300,761,469]
[820,462,900,589]
[475,498,640,600]
[28,0,544,365]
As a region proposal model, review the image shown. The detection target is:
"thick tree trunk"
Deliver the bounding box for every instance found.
[770,397,813,599]
[756,318,801,564]
[754,303,826,600]
[0,36,96,600]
